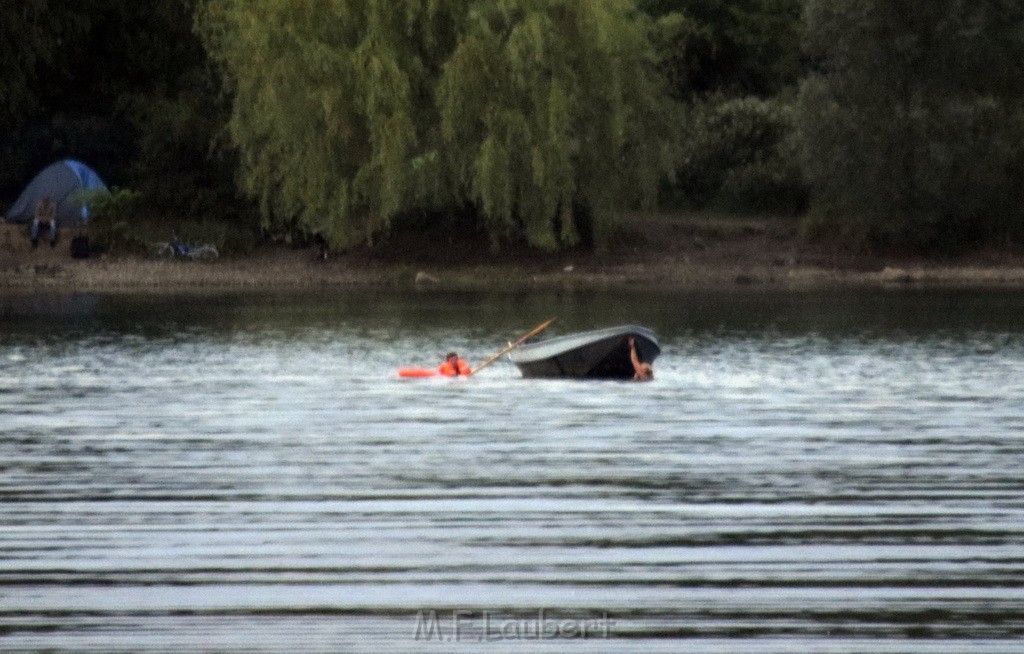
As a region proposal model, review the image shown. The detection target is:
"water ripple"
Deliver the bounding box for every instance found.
[2,290,1024,652]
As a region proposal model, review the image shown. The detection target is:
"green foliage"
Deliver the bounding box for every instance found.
[438,0,676,248]
[0,0,251,231]
[199,0,675,251]
[642,1,806,218]
[0,1,91,196]
[797,0,1024,252]
[109,0,251,224]
[670,95,807,214]
[0,0,89,130]
[121,70,247,225]
[641,0,804,98]
[86,187,256,255]
[82,187,138,252]
[0,1,179,189]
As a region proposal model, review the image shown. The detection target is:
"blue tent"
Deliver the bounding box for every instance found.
[5,160,108,226]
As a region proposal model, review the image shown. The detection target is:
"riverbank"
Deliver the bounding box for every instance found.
[6,213,1024,292]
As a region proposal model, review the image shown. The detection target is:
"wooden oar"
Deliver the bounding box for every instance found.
[469,318,555,376]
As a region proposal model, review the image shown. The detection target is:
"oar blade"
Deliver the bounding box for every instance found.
[469,318,555,376]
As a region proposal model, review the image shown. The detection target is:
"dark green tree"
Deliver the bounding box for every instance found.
[641,0,804,99]
[0,1,83,130]
[1,0,242,225]
[0,1,90,196]
[797,0,1024,251]
[641,1,807,214]
[199,0,675,250]
[111,0,241,222]
[671,95,806,213]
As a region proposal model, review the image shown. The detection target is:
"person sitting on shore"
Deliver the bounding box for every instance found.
[312,232,328,261]
[438,351,471,377]
[629,337,654,381]
[32,196,58,248]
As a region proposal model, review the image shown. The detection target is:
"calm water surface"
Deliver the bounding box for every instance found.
[1,289,1023,653]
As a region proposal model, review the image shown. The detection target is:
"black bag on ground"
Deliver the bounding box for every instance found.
[70,236,90,259]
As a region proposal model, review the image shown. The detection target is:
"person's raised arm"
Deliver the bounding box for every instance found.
[629,337,643,375]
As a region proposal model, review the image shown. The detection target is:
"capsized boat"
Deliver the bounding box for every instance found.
[508,325,660,379]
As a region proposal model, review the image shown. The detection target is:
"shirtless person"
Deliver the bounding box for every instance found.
[629,337,653,381]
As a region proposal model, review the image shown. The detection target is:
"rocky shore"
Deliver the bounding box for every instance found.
[5,215,1024,293]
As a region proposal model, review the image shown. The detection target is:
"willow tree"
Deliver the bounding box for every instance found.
[199,0,673,249]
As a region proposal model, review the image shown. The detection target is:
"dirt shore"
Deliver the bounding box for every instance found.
[5,214,1024,293]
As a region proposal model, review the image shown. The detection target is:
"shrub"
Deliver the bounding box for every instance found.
[796,0,1024,253]
[669,95,807,214]
[80,187,140,252]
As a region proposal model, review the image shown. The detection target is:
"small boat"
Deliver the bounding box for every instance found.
[508,325,660,379]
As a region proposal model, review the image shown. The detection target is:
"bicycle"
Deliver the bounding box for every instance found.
[148,238,219,262]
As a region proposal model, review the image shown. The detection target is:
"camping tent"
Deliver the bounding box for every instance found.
[5,160,108,225]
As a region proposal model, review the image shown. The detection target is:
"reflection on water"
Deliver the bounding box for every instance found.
[1,289,1023,653]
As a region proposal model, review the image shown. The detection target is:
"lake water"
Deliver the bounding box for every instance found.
[1,288,1023,653]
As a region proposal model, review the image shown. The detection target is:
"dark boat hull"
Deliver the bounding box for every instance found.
[508,325,660,379]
